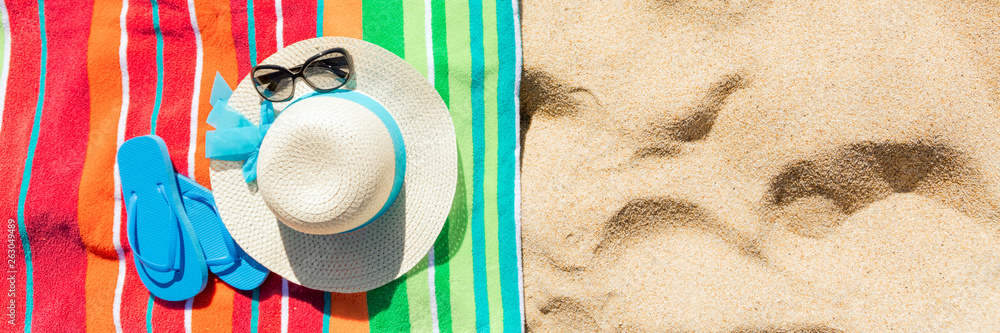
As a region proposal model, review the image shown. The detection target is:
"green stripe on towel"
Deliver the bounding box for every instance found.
[480,0,504,330]
[401,0,434,329]
[367,278,411,332]
[404,259,432,332]
[443,0,476,329]
[403,0,427,77]
[429,0,455,328]
[362,0,404,57]
[363,1,413,331]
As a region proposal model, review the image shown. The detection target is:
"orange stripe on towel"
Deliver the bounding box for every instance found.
[80,0,124,331]
[192,276,237,333]
[322,0,361,38]
[192,0,238,191]
[189,0,239,331]
[324,2,366,331]
[84,253,121,332]
[328,292,369,332]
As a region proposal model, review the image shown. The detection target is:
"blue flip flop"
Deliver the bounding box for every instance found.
[118,135,209,301]
[176,175,269,290]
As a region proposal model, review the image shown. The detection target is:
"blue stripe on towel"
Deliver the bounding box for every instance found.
[247,0,257,66]
[495,0,521,330]
[468,0,489,330]
[146,295,155,333]
[250,287,260,333]
[150,0,165,135]
[316,0,323,37]
[16,0,48,330]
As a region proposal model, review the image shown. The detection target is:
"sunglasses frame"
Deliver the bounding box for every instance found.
[251,47,355,102]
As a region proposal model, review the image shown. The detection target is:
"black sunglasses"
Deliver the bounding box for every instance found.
[251,47,354,102]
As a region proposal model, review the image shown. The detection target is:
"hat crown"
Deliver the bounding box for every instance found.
[256,96,397,234]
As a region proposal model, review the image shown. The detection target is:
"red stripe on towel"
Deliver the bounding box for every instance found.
[226,0,264,326]
[287,282,325,332]
[20,0,94,329]
[120,0,158,330]
[154,0,195,177]
[271,2,327,327]
[0,1,41,331]
[251,0,276,63]
[149,0,197,329]
[255,274,283,333]
[228,0,250,79]
[123,0,155,139]
[233,288,254,333]
[153,298,187,333]
[279,0,315,45]
[118,265,149,332]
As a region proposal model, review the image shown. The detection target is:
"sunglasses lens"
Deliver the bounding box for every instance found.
[303,51,351,91]
[253,67,294,101]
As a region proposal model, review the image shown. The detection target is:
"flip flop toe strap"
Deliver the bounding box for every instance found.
[126,185,181,273]
[182,191,238,266]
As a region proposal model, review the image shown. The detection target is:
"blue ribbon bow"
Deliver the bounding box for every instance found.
[204,72,275,183]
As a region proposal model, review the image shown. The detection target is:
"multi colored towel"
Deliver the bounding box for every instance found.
[0,0,522,331]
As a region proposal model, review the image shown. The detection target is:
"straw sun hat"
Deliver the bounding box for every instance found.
[209,37,456,292]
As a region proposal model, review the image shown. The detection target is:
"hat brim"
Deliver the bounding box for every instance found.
[210,37,457,293]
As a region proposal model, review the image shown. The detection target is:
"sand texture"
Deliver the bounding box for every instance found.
[520,0,1000,331]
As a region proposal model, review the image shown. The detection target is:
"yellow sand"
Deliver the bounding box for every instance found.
[520,0,1000,331]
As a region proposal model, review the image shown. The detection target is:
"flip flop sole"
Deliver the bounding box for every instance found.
[178,175,269,290]
[118,135,208,301]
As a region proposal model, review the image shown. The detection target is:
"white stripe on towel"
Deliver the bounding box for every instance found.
[423,0,440,331]
[281,278,289,333]
[0,0,12,134]
[113,0,132,331]
[184,298,194,333]
[274,0,284,50]
[185,0,204,182]
[511,0,525,326]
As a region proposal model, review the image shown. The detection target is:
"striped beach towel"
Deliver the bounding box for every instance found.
[0,0,522,331]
